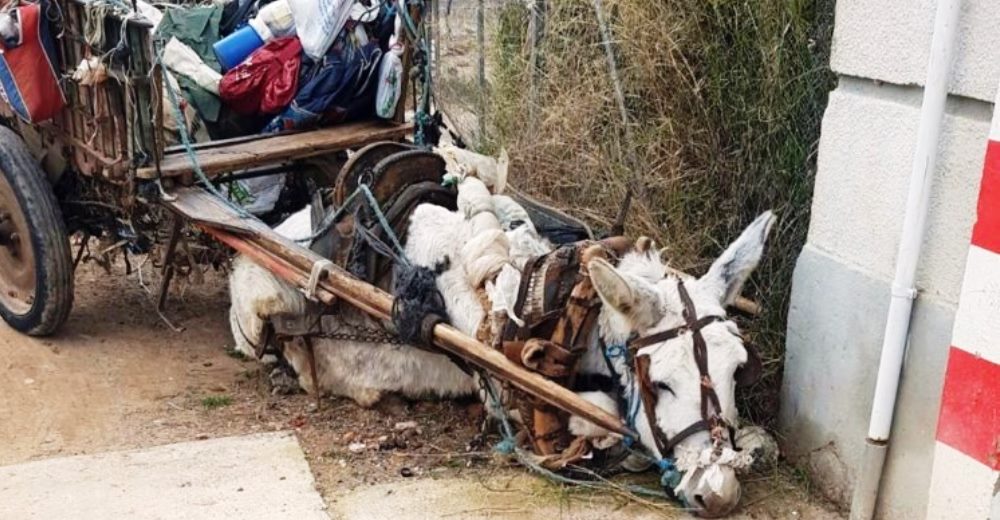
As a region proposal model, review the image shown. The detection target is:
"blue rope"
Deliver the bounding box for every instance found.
[154,45,256,220]
[358,184,408,261]
[478,374,670,500]
[295,184,409,266]
[602,343,683,491]
[397,0,434,146]
[603,343,641,441]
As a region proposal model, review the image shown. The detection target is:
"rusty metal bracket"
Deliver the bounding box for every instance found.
[302,335,322,410]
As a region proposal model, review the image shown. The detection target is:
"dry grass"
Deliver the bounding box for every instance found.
[464,0,836,425]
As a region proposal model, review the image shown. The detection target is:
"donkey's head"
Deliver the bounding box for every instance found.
[590,211,775,517]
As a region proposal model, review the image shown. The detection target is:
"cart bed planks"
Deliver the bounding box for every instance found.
[138,121,414,180]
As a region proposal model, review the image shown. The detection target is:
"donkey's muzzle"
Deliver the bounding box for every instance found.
[680,464,741,518]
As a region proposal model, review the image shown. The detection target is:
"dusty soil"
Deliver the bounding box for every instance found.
[0,258,842,519]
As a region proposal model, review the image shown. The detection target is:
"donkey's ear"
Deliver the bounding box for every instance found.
[590,257,663,329]
[700,211,776,306]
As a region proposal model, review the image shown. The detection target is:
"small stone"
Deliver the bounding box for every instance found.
[379,437,403,451]
[400,467,414,478]
[23,378,34,385]
[202,362,213,367]
[195,433,210,440]
[377,435,389,443]
[338,459,347,467]
[341,431,357,444]
[394,421,418,431]
[348,442,367,454]
[237,487,243,492]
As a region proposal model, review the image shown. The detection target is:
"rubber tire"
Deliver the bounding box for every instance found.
[0,126,74,336]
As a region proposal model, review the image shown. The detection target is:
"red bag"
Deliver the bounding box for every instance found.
[219,37,301,115]
[0,0,65,123]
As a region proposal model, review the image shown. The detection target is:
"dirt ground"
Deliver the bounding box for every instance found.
[0,258,843,519]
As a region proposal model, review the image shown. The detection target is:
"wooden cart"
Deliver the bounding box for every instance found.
[0,0,630,436]
[0,0,411,334]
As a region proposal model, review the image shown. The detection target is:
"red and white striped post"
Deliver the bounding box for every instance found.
[924,86,1000,519]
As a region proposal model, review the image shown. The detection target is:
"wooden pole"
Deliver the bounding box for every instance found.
[527,0,546,136]
[476,0,486,144]
[432,0,440,79]
[592,0,644,236]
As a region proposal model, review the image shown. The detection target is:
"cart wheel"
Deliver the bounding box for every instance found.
[0,126,74,336]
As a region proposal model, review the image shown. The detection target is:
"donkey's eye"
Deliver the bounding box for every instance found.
[656,382,674,395]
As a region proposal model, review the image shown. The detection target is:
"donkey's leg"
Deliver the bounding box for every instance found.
[228,257,308,358]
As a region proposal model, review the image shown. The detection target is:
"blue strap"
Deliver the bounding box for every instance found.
[603,342,682,488]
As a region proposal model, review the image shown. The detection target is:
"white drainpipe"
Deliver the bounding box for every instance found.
[848,1,962,519]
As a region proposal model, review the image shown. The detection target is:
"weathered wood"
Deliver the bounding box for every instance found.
[476,0,486,141]
[164,187,633,437]
[394,4,420,124]
[138,121,413,180]
[163,187,268,236]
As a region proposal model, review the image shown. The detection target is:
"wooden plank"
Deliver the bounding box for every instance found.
[164,187,270,236]
[138,120,412,179]
[164,187,633,437]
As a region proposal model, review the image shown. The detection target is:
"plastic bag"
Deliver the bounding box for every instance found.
[375,48,402,119]
[249,0,295,41]
[287,0,352,60]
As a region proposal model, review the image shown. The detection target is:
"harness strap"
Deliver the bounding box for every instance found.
[635,353,671,457]
[675,281,725,426]
[234,315,276,360]
[628,280,732,461]
[503,253,546,341]
[628,314,724,351]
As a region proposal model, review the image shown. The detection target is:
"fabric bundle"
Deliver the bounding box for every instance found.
[219,37,302,115]
[262,36,381,133]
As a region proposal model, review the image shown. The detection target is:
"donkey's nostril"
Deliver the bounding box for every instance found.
[682,465,741,518]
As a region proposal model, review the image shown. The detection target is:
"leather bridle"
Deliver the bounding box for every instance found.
[627,279,733,459]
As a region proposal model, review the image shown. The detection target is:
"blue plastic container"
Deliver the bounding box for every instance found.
[213,25,264,71]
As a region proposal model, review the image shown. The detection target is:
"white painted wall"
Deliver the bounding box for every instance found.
[832,0,1000,103]
[780,1,999,518]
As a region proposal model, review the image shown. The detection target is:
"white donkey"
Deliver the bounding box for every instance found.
[229,179,775,517]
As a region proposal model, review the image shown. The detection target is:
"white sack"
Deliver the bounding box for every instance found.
[288,0,353,60]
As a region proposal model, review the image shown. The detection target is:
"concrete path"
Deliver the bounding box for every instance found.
[329,475,673,520]
[0,432,328,520]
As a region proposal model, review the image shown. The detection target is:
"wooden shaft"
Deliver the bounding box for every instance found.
[206,224,635,438]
